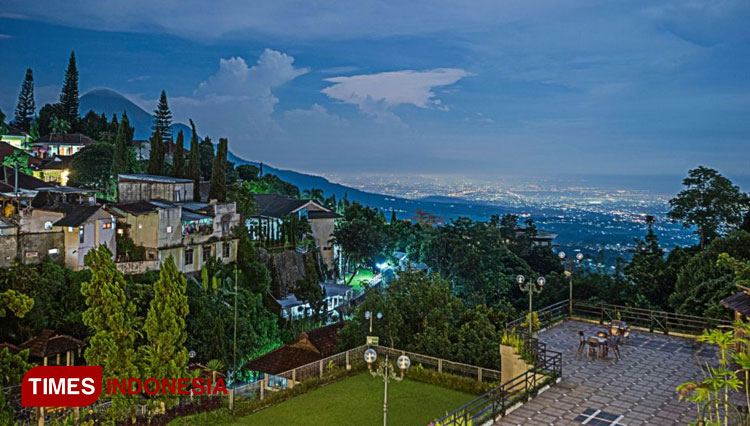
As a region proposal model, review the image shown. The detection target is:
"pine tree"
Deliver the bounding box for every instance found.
[199,136,215,181]
[152,90,173,144]
[187,119,202,201]
[390,209,397,224]
[142,256,189,407]
[111,114,132,178]
[208,138,228,202]
[147,130,164,175]
[59,51,79,126]
[171,130,185,178]
[13,68,35,132]
[80,246,140,420]
[0,108,7,135]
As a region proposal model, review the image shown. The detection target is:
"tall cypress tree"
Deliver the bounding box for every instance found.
[199,136,215,181]
[13,68,35,132]
[142,256,189,407]
[187,119,202,201]
[59,51,79,126]
[391,209,397,224]
[147,130,164,175]
[171,130,185,178]
[111,114,132,178]
[81,246,140,419]
[152,90,173,144]
[208,137,228,202]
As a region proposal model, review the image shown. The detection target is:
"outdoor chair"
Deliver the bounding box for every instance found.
[610,323,621,337]
[578,331,586,354]
[611,336,622,360]
[587,337,600,358]
[622,326,631,342]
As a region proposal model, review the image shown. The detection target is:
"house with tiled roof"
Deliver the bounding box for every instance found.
[248,194,341,271]
[244,322,344,376]
[0,124,32,150]
[19,329,86,366]
[31,133,96,158]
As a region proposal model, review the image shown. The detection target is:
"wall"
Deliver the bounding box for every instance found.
[118,181,193,203]
[116,260,160,275]
[18,231,64,265]
[309,218,336,270]
[261,249,309,299]
[0,234,18,267]
[122,211,160,248]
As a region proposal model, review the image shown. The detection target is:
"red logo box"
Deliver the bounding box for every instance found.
[22,366,102,407]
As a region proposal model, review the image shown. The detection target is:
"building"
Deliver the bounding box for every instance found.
[247,194,341,271]
[117,173,194,203]
[31,133,96,158]
[30,187,116,270]
[31,156,72,186]
[276,281,353,321]
[0,125,32,150]
[111,174,240,274]
[515,227,559,247]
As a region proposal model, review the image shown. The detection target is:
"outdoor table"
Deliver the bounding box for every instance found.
[590,336,608,358]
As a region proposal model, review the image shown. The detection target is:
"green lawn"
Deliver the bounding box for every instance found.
[229,372,474,426]
[344,268,376,291]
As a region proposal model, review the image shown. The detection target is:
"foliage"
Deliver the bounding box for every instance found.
[59,51,79,126]
[142,256,189,408]
[208,137,228,202]
[186,119,202,201]
[624,216,674,310]
[669,231,750,318]
[293,253,326,322]
[172,130,186,178]
[111,113,135,178]
[228,182,257,223]
[2,149,32,175]
[13,68,35,132]
[668,166,750,248]
[153,90,173,144]
[244,173,300,197]
[519,311,541,333]
[0,289,34,318]
[236,164,260,181]
[407,363,495,395]
[69,142,114,193]
[35,103,64,136]
[199,137,214,181]
[332,202,389,283]
[234,228,271,294]
[81,245,141,420]
[147,130,165,176]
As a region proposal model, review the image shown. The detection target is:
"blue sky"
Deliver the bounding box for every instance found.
[1,0,749,183]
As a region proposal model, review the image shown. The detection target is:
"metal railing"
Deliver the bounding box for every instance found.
[433,338,562,426]
[571,301,732,336]
[506,299,570,332]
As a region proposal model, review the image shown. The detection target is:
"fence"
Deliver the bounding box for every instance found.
[571,301,732,337]
[433,336,562,425]
[506,299,569,332]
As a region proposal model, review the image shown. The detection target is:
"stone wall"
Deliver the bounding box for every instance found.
[261,248,316,299]
[18,232,64,265]
[0,235,18,268]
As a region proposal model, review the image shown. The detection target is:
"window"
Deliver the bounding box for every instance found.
[166,225,173,234]
[79,226,84,244]
[138,224,143,229]
[184,248,194,265]
[222,242,230,258]
[44,221,53,231]
[68,226,73,233]
[48,248,59,255]
[202,246,211,262]
[102,222,112,229]
[221,222,230,233]
[174,190,181,202]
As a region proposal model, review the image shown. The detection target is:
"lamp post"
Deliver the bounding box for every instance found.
[364,348,410,426]
[516,275,545,337]
[365,311,383,334]
[558,251,584,316]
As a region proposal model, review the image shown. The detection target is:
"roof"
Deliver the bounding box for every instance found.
[308,210,342,220]
[253,194,329,218]
[118,173,193,184]
[36,186,95,194]
[0,342,21,354]
[0,166,49,191]
[721,292,750,316]
[276,282,350,310]
[182,209,211,221]
[51,205,104,227]
[20,329,86,358]
[33,133,96,145]
[2,124,29,137]
[244,323,344,375]
[113,201,159,216]
[0,142,41,166]
[34,155,72,170]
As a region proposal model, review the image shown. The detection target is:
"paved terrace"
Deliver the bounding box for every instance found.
[498,320,718,426]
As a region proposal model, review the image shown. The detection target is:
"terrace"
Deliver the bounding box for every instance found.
[495,301,728,426]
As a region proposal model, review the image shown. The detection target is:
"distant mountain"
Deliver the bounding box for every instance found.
[79,88,190,140]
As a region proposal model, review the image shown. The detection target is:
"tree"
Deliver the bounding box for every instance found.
[200,136,215,181]
[187,119,202,201]
[0,289,34,318]
[142,256,189,407]
[81,246,140,420]
[69,142,114,192]
[13,68,35,132]
[331,202,389,283]
[625,216,672,309]
[237,164,260,181]
[152,90,173,144]
[208,137,228,202]
[0,108,8,135]
[2,149,32,175]
[229,181,257,223]
[147,131,165,175]
[59,51,79,126]
[36,103,65,136]
[668,167,750,248]
[390,209,397,224]
[294,253,326,323]
[172,130,186,178]
[302,188,324,202]
[111,113,133,178]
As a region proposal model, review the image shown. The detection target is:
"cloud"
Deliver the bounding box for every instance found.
[0,34,12,39]
[321,69,470,122]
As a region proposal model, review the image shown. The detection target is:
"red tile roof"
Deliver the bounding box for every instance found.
[20,329,86,358]
[243,322,344,375]
[0,342,21,354]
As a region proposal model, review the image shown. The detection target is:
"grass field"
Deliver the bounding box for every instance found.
[229,372,474,426]
[344,268,376,291]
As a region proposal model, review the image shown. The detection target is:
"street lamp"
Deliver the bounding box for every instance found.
[364,349,411,426]
[365,311,383,334]
[558,251,584,315]
[517,275,545,337]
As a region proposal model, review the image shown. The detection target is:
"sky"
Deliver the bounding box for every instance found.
[1,0,749,184]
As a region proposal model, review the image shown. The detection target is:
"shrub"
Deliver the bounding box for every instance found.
[405,364,496,395]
